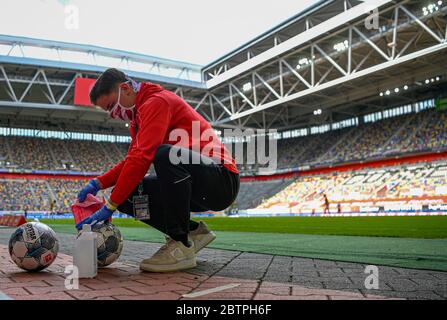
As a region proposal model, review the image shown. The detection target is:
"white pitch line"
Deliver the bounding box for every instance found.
[182,283,240,298]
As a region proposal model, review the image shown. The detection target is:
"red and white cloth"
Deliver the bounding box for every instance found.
[71,194,107,224]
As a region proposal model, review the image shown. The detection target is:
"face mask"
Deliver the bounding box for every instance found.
[108,78,140,121]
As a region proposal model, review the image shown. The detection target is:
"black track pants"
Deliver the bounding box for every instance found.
[116,144,240,243]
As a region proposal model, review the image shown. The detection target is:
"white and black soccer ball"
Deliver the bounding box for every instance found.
[92,222,123,267]
[9,222,59,271]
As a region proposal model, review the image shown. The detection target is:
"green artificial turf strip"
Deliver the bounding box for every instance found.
[41,216,447,239]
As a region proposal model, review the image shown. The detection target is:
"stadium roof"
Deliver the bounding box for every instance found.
[0,34,204,88]
[0,34,203,70]
[0,0,446,134]
[204,0,335,69]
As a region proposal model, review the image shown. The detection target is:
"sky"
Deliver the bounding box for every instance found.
[0,0,318,65]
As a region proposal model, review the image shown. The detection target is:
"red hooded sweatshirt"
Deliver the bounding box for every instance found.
[97,82,239,206]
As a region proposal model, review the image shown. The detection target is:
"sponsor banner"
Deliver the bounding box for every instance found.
[191,213,216,217]
[0,215,26,227]
[74,77,96,106]
[0,212,132,220]
[428,203,447,211]
[2,209,447,220]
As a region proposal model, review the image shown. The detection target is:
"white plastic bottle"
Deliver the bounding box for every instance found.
[73,224,97,278]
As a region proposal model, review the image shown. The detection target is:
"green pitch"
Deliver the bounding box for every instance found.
[43,216,447,238]
[40,216,447,271]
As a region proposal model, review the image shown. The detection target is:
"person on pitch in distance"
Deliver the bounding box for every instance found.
[323,193,330,215]
[76,68,240,272]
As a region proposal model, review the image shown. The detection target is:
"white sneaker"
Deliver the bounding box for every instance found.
[189,221,216,253]
[139,239,196,273]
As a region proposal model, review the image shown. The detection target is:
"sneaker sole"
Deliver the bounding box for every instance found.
[139,258,197,273]
[191,231,217,253]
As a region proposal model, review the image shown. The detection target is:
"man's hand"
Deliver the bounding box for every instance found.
[77,180,101,202]
[75,200,117,231]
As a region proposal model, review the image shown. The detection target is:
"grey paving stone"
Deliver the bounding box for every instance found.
[290,280,326,289]
[348,277,394,291]
[263,274,291,283]
[292,270,320,278]
[407,278,447,289]
[361,290,444,300]
[310,259,339,267]
[316,270,349,277]
[335,261,367,268]
[385,279,424,292]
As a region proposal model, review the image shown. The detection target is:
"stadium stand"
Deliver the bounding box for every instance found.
[0,137,129,173]
[0,107,446,213]
[0,109,445,174]
[229,108,447,171]
[0,179,35,211]
[0,178,111,213]
[232,179,294,210]
[257,161,447,214]
[1,160,445,214]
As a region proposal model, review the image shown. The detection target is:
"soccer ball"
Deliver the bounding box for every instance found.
[92,222,123,267]
[9,222,59,271]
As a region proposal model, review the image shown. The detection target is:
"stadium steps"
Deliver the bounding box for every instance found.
[112,142,125,159]
[97,141,115,166]
[326,125,365,162]
[235,179,294,210]
[370,172,389,197]
[381,113,416,155]
[44,180,58,206]
[376,185,387,198]
[30,180,52,209]
[46,140,60,169]
[27,181,40,206]
[294,140,317,163]
[303,128,348,166]
[403,110,436,149]
[0,136,13,163]
[61,139,76,164]
[316,127,354,164]
[267,179,295,201]
[0,138,6,162]
[43,138,79,171]
[5,137,13,163]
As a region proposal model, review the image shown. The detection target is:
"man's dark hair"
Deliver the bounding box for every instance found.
[89,68,127,104]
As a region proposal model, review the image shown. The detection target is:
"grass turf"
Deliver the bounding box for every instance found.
[41,216,447,239]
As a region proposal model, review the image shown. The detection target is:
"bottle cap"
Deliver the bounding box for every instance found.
[82,224,91,232]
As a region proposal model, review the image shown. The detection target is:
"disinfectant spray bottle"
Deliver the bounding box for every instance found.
[73,224,97,278]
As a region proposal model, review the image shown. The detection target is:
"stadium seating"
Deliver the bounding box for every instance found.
[233,179,294,210]
[257,162,447,213]
[0,178,111,213]
[1,160,445,213]
[0,179,35,211]
[0,136,128,173]
[0,109,446,173]
[0,108,446,213]
[235,108,446,171]
[0,173,288,213]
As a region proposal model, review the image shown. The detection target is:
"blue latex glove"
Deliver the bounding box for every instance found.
[75,203,115,231]
[77,180,101,202]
